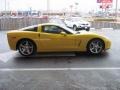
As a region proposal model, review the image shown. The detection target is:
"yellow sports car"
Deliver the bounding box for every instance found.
[7,23,111,56]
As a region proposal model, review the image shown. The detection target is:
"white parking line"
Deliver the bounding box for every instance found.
[0,51,16,63]
[1,68,120,71]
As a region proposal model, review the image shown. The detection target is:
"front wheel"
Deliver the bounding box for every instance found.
[86,28,90,31]
[17,39,36,56]
[87,39,104,54]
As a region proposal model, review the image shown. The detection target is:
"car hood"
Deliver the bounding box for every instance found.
[76,31,110,40]
[78,31,98,35]
[75,21,89,24]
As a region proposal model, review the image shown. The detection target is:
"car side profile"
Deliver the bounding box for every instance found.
[64,17,91,31]
[7,23,111,56]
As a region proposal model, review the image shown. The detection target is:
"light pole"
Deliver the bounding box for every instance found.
[70,5,73,17]
[47,0,50,14]
[5,0,7,16]
[75,2,79,11]
[115,0,118,20]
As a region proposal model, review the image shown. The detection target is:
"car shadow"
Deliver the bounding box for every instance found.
[6,51,110,68]
[12,52,109,64]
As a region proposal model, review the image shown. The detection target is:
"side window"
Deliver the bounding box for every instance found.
[42,25,61,34]
[24,26,38,32]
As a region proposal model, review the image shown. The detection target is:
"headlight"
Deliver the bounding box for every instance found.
[79,24,83,26]
[87,23,91,26]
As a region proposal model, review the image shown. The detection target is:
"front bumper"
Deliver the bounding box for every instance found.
[77,26,90,30]
[105,40,111,50]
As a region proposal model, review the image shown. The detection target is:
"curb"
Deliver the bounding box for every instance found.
[90,28,113,30]
[90,28,95,30]
[101,28,113,30]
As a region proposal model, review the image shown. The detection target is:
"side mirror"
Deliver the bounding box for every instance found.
[60,31,67,36]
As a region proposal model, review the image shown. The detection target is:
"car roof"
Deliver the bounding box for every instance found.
[20,23,62,30]
[39,23,62,26]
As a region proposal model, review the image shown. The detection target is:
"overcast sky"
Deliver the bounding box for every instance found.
[0,0,119,12]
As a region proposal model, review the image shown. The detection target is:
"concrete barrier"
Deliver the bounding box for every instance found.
[91,21,120,30]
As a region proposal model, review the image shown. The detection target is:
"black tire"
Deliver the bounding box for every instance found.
[17,39,36,56]
[86,28,90,31]
[73,25,77,31]
[87,39,104,55]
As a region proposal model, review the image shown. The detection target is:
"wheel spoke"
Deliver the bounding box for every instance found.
[90,47,94,51]
[95,48,98,53]
[91,42,96,47]
[96,42,98,45]
[20,44,25,48]
[26,49,31,54]
[21,48,26,52]
[98,46,102,49]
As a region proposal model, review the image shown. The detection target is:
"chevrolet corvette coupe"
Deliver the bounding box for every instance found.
[7,23,111,56]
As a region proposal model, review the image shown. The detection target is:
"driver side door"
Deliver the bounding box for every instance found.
[39,25,76,52]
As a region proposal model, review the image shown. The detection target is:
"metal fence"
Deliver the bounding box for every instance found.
[0,17,120,30]
[0,17,48,30]
[91,21,120,30]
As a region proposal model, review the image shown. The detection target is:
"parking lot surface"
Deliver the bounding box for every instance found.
[0,29,120,90]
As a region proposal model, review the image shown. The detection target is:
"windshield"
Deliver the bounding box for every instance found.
[71,17,84,22]
[60,25,76,34]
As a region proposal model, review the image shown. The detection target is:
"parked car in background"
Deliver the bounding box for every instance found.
[64,17,91,31]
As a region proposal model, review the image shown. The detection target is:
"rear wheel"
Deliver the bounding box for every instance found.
[87,39,104,54]
[17,39,36,56]
[73,25,77,31]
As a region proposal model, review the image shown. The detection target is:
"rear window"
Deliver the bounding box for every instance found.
[24,27,38,32]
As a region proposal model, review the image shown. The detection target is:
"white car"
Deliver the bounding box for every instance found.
[64,17,91,31]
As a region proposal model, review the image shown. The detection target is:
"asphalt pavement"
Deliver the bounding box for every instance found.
[0,29,120,90]
[0,29,119,68]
